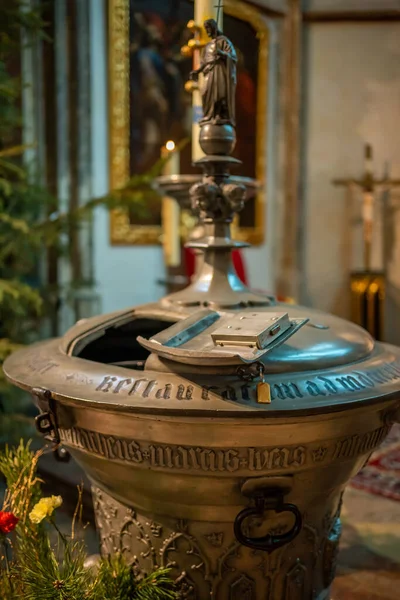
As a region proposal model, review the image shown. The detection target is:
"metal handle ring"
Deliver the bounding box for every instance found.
[234,493,302,553]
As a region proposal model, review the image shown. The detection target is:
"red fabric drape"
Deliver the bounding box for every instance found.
[184,248,248,285]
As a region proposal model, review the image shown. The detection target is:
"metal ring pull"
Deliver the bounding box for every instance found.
[234,478,302,553]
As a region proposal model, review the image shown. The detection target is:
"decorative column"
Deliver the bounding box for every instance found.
[277,0,302,301]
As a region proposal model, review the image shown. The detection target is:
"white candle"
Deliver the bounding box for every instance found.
[192,0,222,162]
[161,141,181,267]
[162,140,180,176]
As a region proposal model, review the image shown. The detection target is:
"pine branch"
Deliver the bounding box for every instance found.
[17,536,94,600]
[135,569,178,600]
[0,279,42,314]
[0,440,42,525]
[0,144,33,159]
[91,554,177,600]
[0,443,178,598]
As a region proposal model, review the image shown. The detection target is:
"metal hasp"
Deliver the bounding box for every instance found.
[211,312,292,349]
[138,309,308,365]
[3,15,400,600]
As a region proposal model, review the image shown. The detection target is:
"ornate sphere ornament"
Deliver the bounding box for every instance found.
[199,123,236,156]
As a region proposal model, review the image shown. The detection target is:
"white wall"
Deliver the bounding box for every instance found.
[302,23,400,327]
[89,1,279,315]
[244,17,280,295]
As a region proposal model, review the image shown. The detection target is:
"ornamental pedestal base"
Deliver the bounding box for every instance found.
[92,486,341,600]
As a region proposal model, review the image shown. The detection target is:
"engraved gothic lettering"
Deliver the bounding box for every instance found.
[367,369,388,385]
[201,385,218,400]
[240,384,251,401]
[189,448,201,470]
[156,384,172,399]
[127,440,143,463]
[113,378,133,394]
[198,449,214,471]
[381,364,400,380]
[113,438,125,460]
[175,447,189,469]
[335,375,365,392]
[317,376,339,395]
[292,446,307,467]
[176,384,194,400]
[248,446,306,471]
[221,386,237,401]
[271,382,303,400]
[128,379,149,396]
[142,380,158,398]
[79,429,93,452]
[305,380,325,396]
[150,445,165,467]
[333,435,358,460]
[332,427,386,460]
[270,448,286,469]
[96,376,117,392]
[353,372,375,388]
[88,431,101,454]
[164,447,174,468]
[224,449,240,472]
[105,436,117,459]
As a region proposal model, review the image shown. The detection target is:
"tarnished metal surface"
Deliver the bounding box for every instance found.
[4,15,400,600]
[4,308,400,417]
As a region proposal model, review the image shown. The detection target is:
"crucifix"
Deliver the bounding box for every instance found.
[215,0,224,24]
[333,144,400,339]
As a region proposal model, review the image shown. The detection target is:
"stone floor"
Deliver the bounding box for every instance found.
[332,487,400,599]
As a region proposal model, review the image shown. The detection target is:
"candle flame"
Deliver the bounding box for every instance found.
[166,140,175,151]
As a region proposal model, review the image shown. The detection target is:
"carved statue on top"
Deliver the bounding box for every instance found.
[190,19,237,127]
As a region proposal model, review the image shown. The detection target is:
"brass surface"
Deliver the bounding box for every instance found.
[350,272,385,340]
[4,294,400,598]
[92,483,341,598]
[108,0,269,245]
[4,303,400,415]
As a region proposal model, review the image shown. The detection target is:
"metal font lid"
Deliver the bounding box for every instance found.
[4,19,400,418]
[4,298,400,417]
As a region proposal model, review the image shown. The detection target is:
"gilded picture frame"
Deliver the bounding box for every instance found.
[108,0,269,245]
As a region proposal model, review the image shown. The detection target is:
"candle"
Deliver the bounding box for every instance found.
[192,0,221,162]
[162,140,180,176]
[161,141,181,267]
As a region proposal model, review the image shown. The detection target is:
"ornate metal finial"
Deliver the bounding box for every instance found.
[189,18,237,156]
[156,19,270,309]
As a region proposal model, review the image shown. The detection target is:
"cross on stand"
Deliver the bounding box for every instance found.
[214,0,224,26]
[332,144,400,339]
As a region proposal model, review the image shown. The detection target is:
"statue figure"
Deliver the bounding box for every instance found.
[190,19,237,126]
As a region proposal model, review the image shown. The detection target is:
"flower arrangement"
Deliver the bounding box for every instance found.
[0,441,177,599]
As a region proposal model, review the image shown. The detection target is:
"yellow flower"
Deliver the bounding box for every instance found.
[30,496,63,524]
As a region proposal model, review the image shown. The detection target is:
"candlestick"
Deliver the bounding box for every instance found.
[161,141,181,267]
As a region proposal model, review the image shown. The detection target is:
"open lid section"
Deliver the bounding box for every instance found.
[137,309,308,366]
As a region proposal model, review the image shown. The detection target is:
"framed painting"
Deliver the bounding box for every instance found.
[108,0,269,245]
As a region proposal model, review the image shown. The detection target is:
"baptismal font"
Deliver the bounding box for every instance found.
[4,13,400,600]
